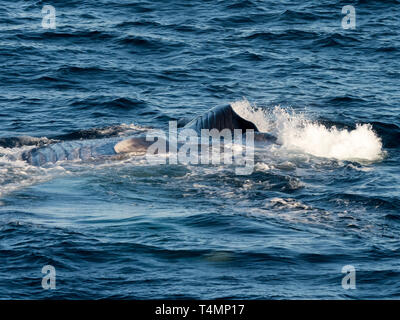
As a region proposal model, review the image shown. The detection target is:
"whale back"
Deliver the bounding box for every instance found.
[184,104,259,133]
[22,139,118,166]
[23,105,263,166]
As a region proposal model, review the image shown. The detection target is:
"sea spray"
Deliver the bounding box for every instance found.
[231,99,383,162]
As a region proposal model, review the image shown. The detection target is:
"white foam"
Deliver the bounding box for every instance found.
[0,145,68,197]
[269,197,311,210]
[231,99,384,162]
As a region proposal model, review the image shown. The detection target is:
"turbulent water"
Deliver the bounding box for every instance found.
[1,0,400,299]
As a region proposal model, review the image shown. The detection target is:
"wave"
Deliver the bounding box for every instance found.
[312,33,361,48]
[244,30,317,41]
[0,136,57,149]
[52,123,148,141]
[277,9,320,22]
[225,0,258,10]
[243,30,362,48]
[334,193,400,211]
[115,35,184,51]
[56,66,106,75]
[232,99,384,162]
[15,30,115,42]
[69,96,148,111]
[0,124,148,150]
[115,20,162,29]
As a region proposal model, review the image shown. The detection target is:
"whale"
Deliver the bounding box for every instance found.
[21,104,276,166]
[184,104,259,133]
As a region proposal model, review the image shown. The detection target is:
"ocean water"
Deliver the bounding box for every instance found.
[1,0,399,299]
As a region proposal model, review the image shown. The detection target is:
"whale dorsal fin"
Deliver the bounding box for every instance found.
[184,104,259,133]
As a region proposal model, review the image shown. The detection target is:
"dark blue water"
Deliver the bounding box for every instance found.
[1,0,400,299]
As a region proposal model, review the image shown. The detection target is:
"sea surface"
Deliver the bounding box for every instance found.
[1,0,400,299]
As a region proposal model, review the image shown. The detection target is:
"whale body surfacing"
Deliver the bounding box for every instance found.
[114,104,262,154]
[22,104,274,166]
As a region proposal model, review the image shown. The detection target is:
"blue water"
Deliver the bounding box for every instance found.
[1,0,400,299]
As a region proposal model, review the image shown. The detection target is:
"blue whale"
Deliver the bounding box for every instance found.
[22,104,276,166]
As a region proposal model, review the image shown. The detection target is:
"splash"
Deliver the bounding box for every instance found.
[231,99,384,162]
[0,145,68,197]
